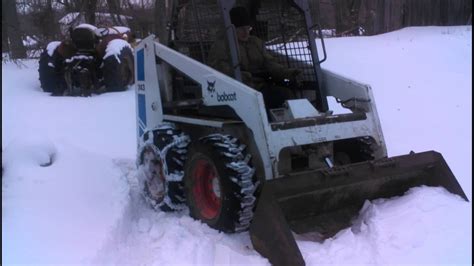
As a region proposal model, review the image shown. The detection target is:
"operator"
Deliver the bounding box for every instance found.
[207,6,301,109]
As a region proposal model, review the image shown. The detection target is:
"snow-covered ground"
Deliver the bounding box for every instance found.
[2,26,472,265]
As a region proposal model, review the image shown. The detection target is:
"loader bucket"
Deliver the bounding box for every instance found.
[249,151,468,266]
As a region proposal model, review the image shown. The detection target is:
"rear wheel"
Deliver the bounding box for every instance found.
[137,125,190,211]
[184,134,257,233]
[102,41,134,92]
[38,44,66,95]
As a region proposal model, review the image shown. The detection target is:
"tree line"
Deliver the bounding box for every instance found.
[2,0,169,59]
[2,0,471,60]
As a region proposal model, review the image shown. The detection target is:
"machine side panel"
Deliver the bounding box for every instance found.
[134,35,164,145]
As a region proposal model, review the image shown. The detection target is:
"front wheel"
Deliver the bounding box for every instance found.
[184,134,258,233]
[137,125,190,211]
[101,40,134,92]
[38,42,66,95]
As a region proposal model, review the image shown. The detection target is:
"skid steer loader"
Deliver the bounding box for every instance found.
[134,0,468,265]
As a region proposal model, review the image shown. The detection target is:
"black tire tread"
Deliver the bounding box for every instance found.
[101,43,134,92]
[38,46,66,95]
[186,134,257,233]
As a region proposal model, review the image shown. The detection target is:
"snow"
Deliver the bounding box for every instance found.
[59,12,132,25]
[103,39,132,62]
[58,12,81,25]
[22,36,38,47]
[75,23,98,31]
[114,26,131,34]
[2,26,472,265]
[46,41,61,56]
[95,27,131,37]
[65,55,94,63]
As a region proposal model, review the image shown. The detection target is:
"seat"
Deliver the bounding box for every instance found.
[71,28,97,53]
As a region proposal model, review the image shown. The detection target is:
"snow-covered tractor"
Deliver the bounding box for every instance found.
[38,24,135,96]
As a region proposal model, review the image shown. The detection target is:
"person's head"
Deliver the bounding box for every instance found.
[230,6,252,42]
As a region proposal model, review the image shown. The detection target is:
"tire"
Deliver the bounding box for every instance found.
[334,137,375,165]
[101,41,134,92]
[38,45,66,95]
[184,134,257,233]
[137,125,190,211]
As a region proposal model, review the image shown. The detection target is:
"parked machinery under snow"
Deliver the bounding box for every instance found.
[38,24,135,96]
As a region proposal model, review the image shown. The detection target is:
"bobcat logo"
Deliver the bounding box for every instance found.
[207,80,216,93]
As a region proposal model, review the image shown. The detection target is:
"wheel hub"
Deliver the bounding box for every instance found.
[192,158,222,219]
[142,148,165,201]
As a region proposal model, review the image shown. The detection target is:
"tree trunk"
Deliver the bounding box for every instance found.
[107,0,125,26]
[309,0,322,25]
[4,0,26,58]
[335,0,362,35]
[154,0,172,44]
[2,1,10,53]
[44,0,60,40]
[84,0,98,25]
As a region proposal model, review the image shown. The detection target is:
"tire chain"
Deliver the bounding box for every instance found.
[138,124,190,211]
[358,137,376,161]
[200,134,258,232]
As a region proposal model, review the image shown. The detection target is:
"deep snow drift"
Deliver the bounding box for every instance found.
[2,26,472,265]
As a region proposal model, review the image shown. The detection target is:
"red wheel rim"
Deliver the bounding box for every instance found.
[191,158,221,219]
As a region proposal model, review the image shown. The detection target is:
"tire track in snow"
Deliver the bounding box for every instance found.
[92,159,269,266]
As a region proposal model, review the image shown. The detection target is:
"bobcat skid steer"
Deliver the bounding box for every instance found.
[134,0,468,265]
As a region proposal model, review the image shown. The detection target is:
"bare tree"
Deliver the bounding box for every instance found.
[2,4,10,53]
[106,0,126,25]
[3,0,27,58]
[84,0,99,24]
[154,0,173,44]
[153,0,170,43]
[126,0,155,38]
[334,0,362,36]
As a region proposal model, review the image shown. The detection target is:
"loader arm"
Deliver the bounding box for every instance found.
[134,35,275,179]
[135,36,388,180]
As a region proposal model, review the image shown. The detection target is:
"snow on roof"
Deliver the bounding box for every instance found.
[75,23,98,31]
[46,41,61,56]
[58,12,132,25]
[113,26,131,34]
[104,39,132,62]
[22,36,38,47]
[58,12,80,24]
[94,26,131,37]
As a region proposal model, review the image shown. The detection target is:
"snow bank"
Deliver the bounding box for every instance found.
[300,186,470,265]
[2,60,132,264]
[2,135,56,169]
[2,142,129,264]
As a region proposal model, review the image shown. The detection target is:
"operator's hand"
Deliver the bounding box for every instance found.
[284,68,302,88]
[241,71,256,88]
[287,68,302,79]
[242,71,252,80]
